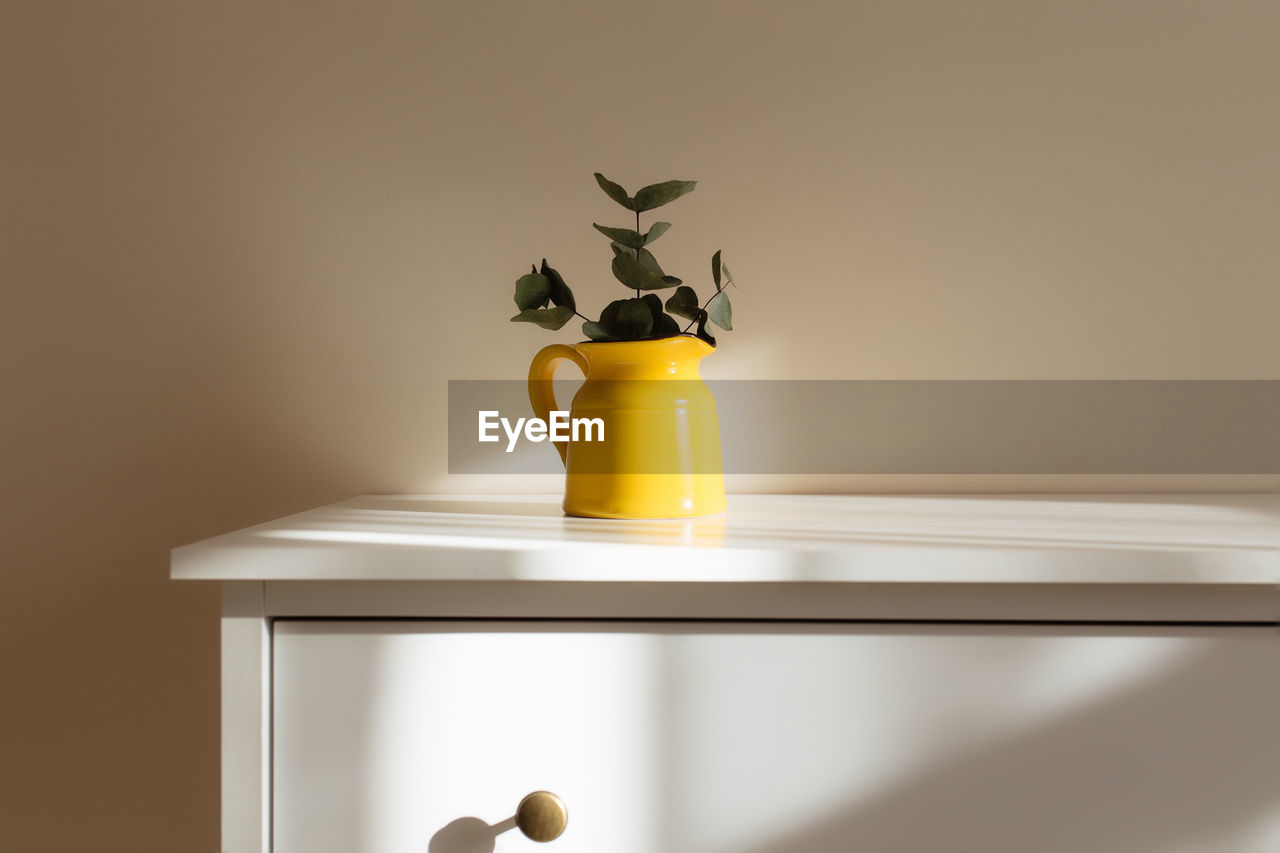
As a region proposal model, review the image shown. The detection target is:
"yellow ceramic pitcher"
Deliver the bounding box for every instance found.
[527,335,726,519]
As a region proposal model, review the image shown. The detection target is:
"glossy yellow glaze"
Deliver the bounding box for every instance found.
[528,336,726,518]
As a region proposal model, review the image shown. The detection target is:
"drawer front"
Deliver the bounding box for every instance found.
[273,622,1280,853]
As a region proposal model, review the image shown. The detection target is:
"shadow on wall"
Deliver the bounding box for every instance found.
[0,18,421,850]
[1,2,451,849]
[0,307,373,853]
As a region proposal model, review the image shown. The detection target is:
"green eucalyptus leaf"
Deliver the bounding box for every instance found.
[633,179,697,212]
[661,275,682,286]
[721,260,736,288]
[582,321,616,341]
[638,295,683,338]
[652,312,681,337]
[643,221,672,245]
[610,253,641,288]
[707,290,732,330]
[641,293,664,325]
[594,173,634,210]
[600,298,654,339]
[711,249,722,291]
[664,285,701,320]
[593,224,644,249]
[611,251,668,290]
[636,247,666,278]
[539,259,575,311]
[514,273,551,310]
[510,305,574,330]
[610,242,636,258]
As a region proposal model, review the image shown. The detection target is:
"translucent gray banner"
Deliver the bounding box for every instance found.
[448,380,1280,474]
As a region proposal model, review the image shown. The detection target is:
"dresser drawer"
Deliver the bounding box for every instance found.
[273,621,1280,853]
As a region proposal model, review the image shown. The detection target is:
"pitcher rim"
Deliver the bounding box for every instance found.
[575,333,715,350]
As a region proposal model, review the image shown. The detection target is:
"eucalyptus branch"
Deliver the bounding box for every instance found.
[682,289,721,333]
[507,172,734,345]
[634,208,641,298]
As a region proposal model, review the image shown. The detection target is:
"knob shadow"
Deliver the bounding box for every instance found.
[428,815,517,853]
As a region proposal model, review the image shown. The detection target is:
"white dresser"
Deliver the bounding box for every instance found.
[171,494,1280,853]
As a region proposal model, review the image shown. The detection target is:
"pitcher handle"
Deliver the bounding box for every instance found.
[528,344,589,467]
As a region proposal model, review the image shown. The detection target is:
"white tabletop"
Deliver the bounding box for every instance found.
[171,493,1280,586]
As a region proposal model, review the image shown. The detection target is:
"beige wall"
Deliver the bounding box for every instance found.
[3,1,1278,849]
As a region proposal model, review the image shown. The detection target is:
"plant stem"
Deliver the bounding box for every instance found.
[681,289,722,333]
[635,207,641,298]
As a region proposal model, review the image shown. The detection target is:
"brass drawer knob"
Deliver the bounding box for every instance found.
[515,790,568,842]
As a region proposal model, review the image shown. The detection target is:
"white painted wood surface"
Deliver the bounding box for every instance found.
[220,583,270,853]
[173,494,1280,584]
[273,621,1280,853]
[257,578,1280,622]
